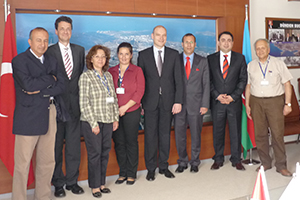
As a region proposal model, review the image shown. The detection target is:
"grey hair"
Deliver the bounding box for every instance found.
[254,38,270,49]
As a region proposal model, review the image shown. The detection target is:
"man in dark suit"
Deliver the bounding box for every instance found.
[47,16,85,197]
[174,33,210,173]
[11,27,64,200]
[138,25,183,181]
[208,31,247,171]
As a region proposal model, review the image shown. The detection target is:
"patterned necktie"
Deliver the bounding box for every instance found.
[222,55,229,79]
[185,57,191,80]
[157,50,163,76]
[64,47,73,79]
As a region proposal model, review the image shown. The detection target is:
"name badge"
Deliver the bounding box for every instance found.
[116,87,125,94]
[106,97,114,104]
[260,79,269,86]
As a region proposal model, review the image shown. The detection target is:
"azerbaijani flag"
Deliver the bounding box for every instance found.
[241,14,256,159]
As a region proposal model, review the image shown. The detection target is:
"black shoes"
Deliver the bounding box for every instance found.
[126,178,136,185]
[92,190,102,198]
[115,177,127,184]
[66,183,84,194]
[175,165,188,173]
[190,165,199,173]
[146,171,155,181]
[210,162,224,170]
[54,186,66,198]
[100,187,111,193]
[159,168,175,178]
[232,162,246,171]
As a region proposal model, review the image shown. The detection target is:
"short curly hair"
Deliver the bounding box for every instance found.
[86,45,111,72]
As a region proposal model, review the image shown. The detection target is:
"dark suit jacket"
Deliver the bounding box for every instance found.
[208,51,247,109]
[12,48,65,136]
[138,46,183,111]
[180,53,210,115]
[46,43,85,119]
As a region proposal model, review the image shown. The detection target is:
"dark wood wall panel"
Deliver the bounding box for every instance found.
[167,0,198,16]
[59,0,99,12]
[134,0,167,14]
[11,0,60,10]
[197,0,225,17]
[98,0,135,13]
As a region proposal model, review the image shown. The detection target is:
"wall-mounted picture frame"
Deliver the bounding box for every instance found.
[266,17,300,69]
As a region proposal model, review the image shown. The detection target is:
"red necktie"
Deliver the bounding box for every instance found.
[222,55,229,79]
[185,57,191,80]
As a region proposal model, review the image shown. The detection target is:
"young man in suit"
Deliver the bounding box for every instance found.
[12,27,64,200]
[208,31,247,171]
[138,25,183,181]
[47,16,85,197]
[174,33,210,173]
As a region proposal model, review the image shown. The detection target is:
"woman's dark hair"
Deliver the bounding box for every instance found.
[86,45,111,72]
[117,42,133,64]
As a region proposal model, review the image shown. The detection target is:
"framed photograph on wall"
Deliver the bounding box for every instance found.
[266,17,300,68]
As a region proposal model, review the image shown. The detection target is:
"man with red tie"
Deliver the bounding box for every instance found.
[174,33,210,173]
[208,31,247,171]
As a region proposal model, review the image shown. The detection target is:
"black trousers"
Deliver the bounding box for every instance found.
[112,108,140,178]
[52,118,81,187]
[81,121,112,188]
[211,100,242,164]
[144,96,173,172]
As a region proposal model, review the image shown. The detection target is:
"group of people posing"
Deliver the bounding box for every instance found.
[10,15,293,200]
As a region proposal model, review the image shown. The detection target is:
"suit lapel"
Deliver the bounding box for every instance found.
[26,49,45,71]
[215,52,223,80]
[70,43,77,80]
[149,47,160,77]
[226,51,235,79]
[53,43,68,79]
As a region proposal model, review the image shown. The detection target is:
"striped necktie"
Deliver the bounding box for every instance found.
[64,47,73,79]
[222,55,229,79]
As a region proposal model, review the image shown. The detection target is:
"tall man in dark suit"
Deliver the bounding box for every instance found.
[174,33,210,173]
[208,31,247,171]
[47,16,85,197]
[138,25,183,181]
[12,27,64,200]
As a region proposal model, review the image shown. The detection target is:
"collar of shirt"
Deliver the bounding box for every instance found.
[29,48,44,63]
[58,42,73,67]
[183,52,194,68]
[153,45,165,64]
[220,50,231,72]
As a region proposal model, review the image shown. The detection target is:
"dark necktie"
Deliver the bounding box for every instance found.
[185,57,191,80]
[222,55,229,79]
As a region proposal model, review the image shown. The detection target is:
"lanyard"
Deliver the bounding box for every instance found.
[258,56,270,79]
[118,65,129,87]
[94,70,111,96]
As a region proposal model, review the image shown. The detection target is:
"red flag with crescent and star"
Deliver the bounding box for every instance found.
[0,12,34,186]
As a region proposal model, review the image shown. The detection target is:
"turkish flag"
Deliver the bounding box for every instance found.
[0,13,34,186]
[251,166,270,200]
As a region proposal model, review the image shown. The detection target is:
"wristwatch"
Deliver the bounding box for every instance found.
[285,103,291,107]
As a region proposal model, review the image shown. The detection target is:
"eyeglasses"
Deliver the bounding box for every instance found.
[93,55,107,59]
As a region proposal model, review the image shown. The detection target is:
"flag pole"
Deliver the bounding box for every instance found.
[241,4,260,165]
[4,0,7,22]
